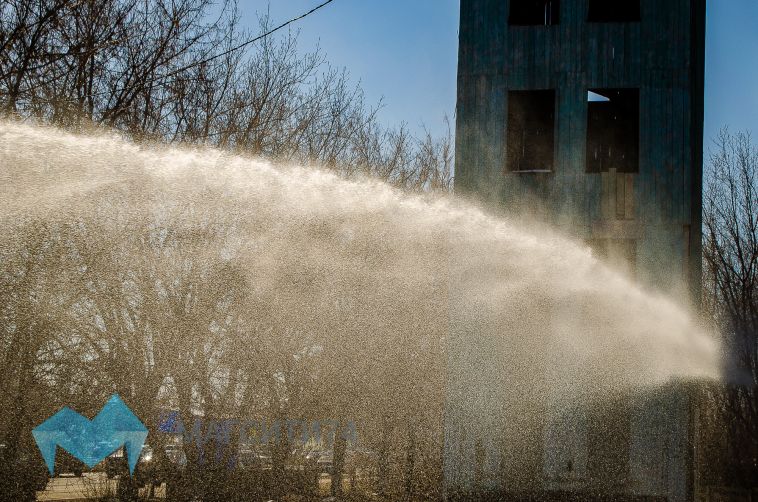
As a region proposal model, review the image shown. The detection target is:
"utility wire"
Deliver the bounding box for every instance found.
[6,0,337,101]
[158,0,336,81]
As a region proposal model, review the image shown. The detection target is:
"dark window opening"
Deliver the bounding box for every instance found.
[510,0,560,26]
[588,0,640,22]
[507,90,555,172]
[586,89,639,173]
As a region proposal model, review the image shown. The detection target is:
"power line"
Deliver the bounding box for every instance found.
[158,0,336,81]
[6,0,338,100]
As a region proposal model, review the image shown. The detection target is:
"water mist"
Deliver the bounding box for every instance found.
[0,121,720,496]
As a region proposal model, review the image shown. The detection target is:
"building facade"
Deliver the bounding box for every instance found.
[445,0,706,500]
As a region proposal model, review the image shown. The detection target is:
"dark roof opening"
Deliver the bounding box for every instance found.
[588,0,640,23]
[510,0,560,26]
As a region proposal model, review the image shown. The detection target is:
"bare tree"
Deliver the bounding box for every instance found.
[1,2,454,500]
[1,0,454,191]
[703,129,758,488]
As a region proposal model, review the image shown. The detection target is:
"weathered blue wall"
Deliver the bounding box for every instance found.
[449,1,706,500]
[455,0,705,301]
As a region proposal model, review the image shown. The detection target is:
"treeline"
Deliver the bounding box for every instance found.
[0,196,446,501]
[0,1,450,500]
[702,130,758,490]
[0,0,453,190]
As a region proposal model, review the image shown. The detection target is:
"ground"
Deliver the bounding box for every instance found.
[36,472,165,501]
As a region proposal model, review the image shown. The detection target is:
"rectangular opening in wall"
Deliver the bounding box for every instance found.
[586,89,639,173]
[506,90,555,172]
[588,0,640,23]
[509,0,560,26]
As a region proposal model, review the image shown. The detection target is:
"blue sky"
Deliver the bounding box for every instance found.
[243,1,757,146]
[704,0,758,146]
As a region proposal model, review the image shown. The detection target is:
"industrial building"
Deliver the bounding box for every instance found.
[445,1,706,500]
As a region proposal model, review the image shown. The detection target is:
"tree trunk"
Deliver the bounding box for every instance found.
[404,422,416,500]
[331,423,347,498]
[378,415,391,498]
